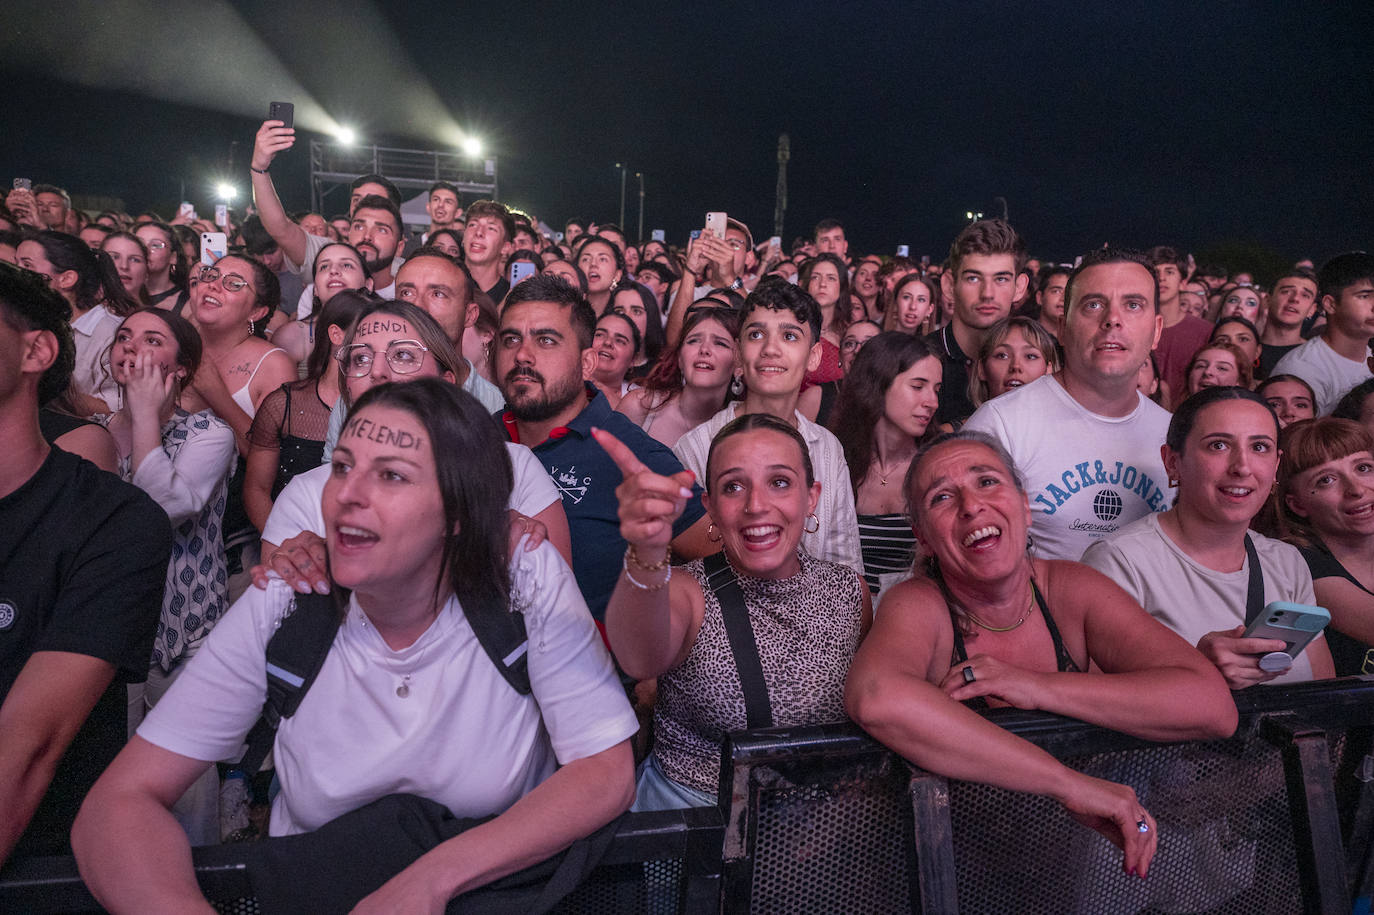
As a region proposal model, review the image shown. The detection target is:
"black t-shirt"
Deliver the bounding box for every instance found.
[925,324,975,426]
[0,447,171,857]
[482,276,511,307]
[1260,342,1301,381]
[1299,541,1373,677]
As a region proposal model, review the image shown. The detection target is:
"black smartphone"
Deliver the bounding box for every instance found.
[268,101,294,129]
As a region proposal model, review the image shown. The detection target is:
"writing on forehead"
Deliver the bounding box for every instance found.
[343,415,424,450]
[357,320,408,337]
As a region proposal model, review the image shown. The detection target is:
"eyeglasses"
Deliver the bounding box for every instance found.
[197,265,253,292]
[725,238,746,251]
[144,241,168,251]
[335,340,430,377]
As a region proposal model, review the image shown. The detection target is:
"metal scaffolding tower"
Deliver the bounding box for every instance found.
[309,141,498,214]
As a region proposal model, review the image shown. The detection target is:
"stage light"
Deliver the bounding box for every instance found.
[337,126,357,145]
[462,136,483,157]
[216,183,237,201]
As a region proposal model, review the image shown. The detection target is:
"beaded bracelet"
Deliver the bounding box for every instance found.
[622,552,671,591]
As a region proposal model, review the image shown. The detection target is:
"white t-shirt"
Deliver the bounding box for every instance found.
[261,443,559,547]
[672,402,863,575]
[139,540,638,835]
[1271,336,1373,416]
[1081,513,1322,685]
[963,375,1172,561]
[71,304,123,410]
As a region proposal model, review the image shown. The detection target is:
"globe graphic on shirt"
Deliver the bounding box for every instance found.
[1093,489,1124,522]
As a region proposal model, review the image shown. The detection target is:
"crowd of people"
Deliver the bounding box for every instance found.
[1,115,1371,910]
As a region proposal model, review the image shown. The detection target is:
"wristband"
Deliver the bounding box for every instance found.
[250,165,270,175]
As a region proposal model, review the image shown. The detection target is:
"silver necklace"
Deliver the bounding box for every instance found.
[358,612,432,698]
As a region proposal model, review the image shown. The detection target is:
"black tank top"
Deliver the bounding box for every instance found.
[943,577,1081,711]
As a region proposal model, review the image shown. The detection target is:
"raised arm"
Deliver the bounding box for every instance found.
[846,578,1158,878]
[249,120,310,269]
[595,427,705,679]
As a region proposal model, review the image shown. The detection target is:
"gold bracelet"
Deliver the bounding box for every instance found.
[623,553,671,591]
[626,543,670,572]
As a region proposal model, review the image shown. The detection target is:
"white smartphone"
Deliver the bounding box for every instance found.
[200,232,228,266]
[705,211,727,240]
[896,244,910,257]
[651,228,666,242]
[214,204,228,227]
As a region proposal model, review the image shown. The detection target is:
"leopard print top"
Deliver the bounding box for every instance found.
[653,551,865,795]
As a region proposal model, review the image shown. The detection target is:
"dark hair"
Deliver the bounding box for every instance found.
[1317,252,1374,303]
[1064,247,1160,315]
[948,219,1026,275]
[575,234,626,281]
[595,224,626,247]
[32,230,140,317]
[1332,378,1374,423]
[465,200,516,244]
[813,218,844,242]
[830,332,940,495]
[305,289,379,381]
[349,173,401,208]
[351,195,404,237]
[970,316,1063,407]
[1271,266,1319,294]
[217,252,281,332]
[0,261,75,404]
[311,241,373,282]
[101,231,153,306]
[342,378,512,628]
[1147,245,1188,276]
[135,221,188,291]
[884,272,939,334]
[82,224,114,243]
[1277,417,1374,548]
[705,412,814,492]
[639,305,741,405]
[340,299,462,403]
[404,245,476,303]
[1211,314,1259,341]
[508,248,543,268]
[112,308,202,389]
[798,252,851,337]
[239,216,279,257]
[596,310,641,359]
[609,281,665,363]
[503,272,598,350]
[1166,386,1277,453]
[1037,265,1072,295]
[546,259,589,294]
[741,277,823,343]
[428,181,460,203]
[1257,373,1318,407]
[636,260,676,288]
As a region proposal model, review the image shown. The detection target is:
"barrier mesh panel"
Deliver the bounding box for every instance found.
[211,898,259,915]
[749,768,913,914]
[949,738,1299,914]
[552,857,684,914]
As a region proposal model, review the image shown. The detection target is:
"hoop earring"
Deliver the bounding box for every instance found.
[247,317,256,336]
[707,522,722,543]
[804,513,820,534]
[730,375,745,398]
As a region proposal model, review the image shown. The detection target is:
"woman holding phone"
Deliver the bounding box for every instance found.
[1082,387,1335,687]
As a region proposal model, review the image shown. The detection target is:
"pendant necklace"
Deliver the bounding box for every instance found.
[962,582,1036,633]
[395,637,431,698]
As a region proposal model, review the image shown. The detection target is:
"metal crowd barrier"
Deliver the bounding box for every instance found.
[4,677,1371,914]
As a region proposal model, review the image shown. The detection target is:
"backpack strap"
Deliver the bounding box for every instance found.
[462,596,531,696]
[238,591,341,774]
[1243,534,1265,627]
[702,551,773,729]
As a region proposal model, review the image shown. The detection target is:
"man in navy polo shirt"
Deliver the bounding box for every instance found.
[497,274,711,620]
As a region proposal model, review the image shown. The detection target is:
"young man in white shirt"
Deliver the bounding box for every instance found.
[1272,253,1374,414]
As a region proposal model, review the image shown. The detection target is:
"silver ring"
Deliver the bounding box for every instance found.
[1136,818,1149,834]
[962,666,976,685]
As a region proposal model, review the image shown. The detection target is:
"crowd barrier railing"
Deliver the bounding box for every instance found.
[3,676,1370,914]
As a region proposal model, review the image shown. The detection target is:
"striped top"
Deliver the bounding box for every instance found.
[857,513,917,595]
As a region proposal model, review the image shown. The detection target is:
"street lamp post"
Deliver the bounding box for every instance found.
[636,172,644,243]
[616,163,627,229]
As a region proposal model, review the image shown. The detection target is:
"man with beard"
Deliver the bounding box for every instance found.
[497,274,709,620]
[345,196,403,298]
[249,118,403,286]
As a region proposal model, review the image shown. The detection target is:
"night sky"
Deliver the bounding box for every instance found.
[1,1,1370,267]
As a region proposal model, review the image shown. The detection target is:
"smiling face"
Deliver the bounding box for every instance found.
[1287,451,1374,542]
[1187,346,1241,395]
[1262,379,1316,428]
[192,255,266,332]
[702,427,821,579]
[324,403,447,602]
[313,244,369,307]
[979,326,1050,399]
[577,240,621,294]
[102,236,148,295]
[910,439,1031,586]
[881,355,942,439]
[1165,399,1279,529]
[679,316,737,389]
[111,311,186,387]
[739,306,821,398]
